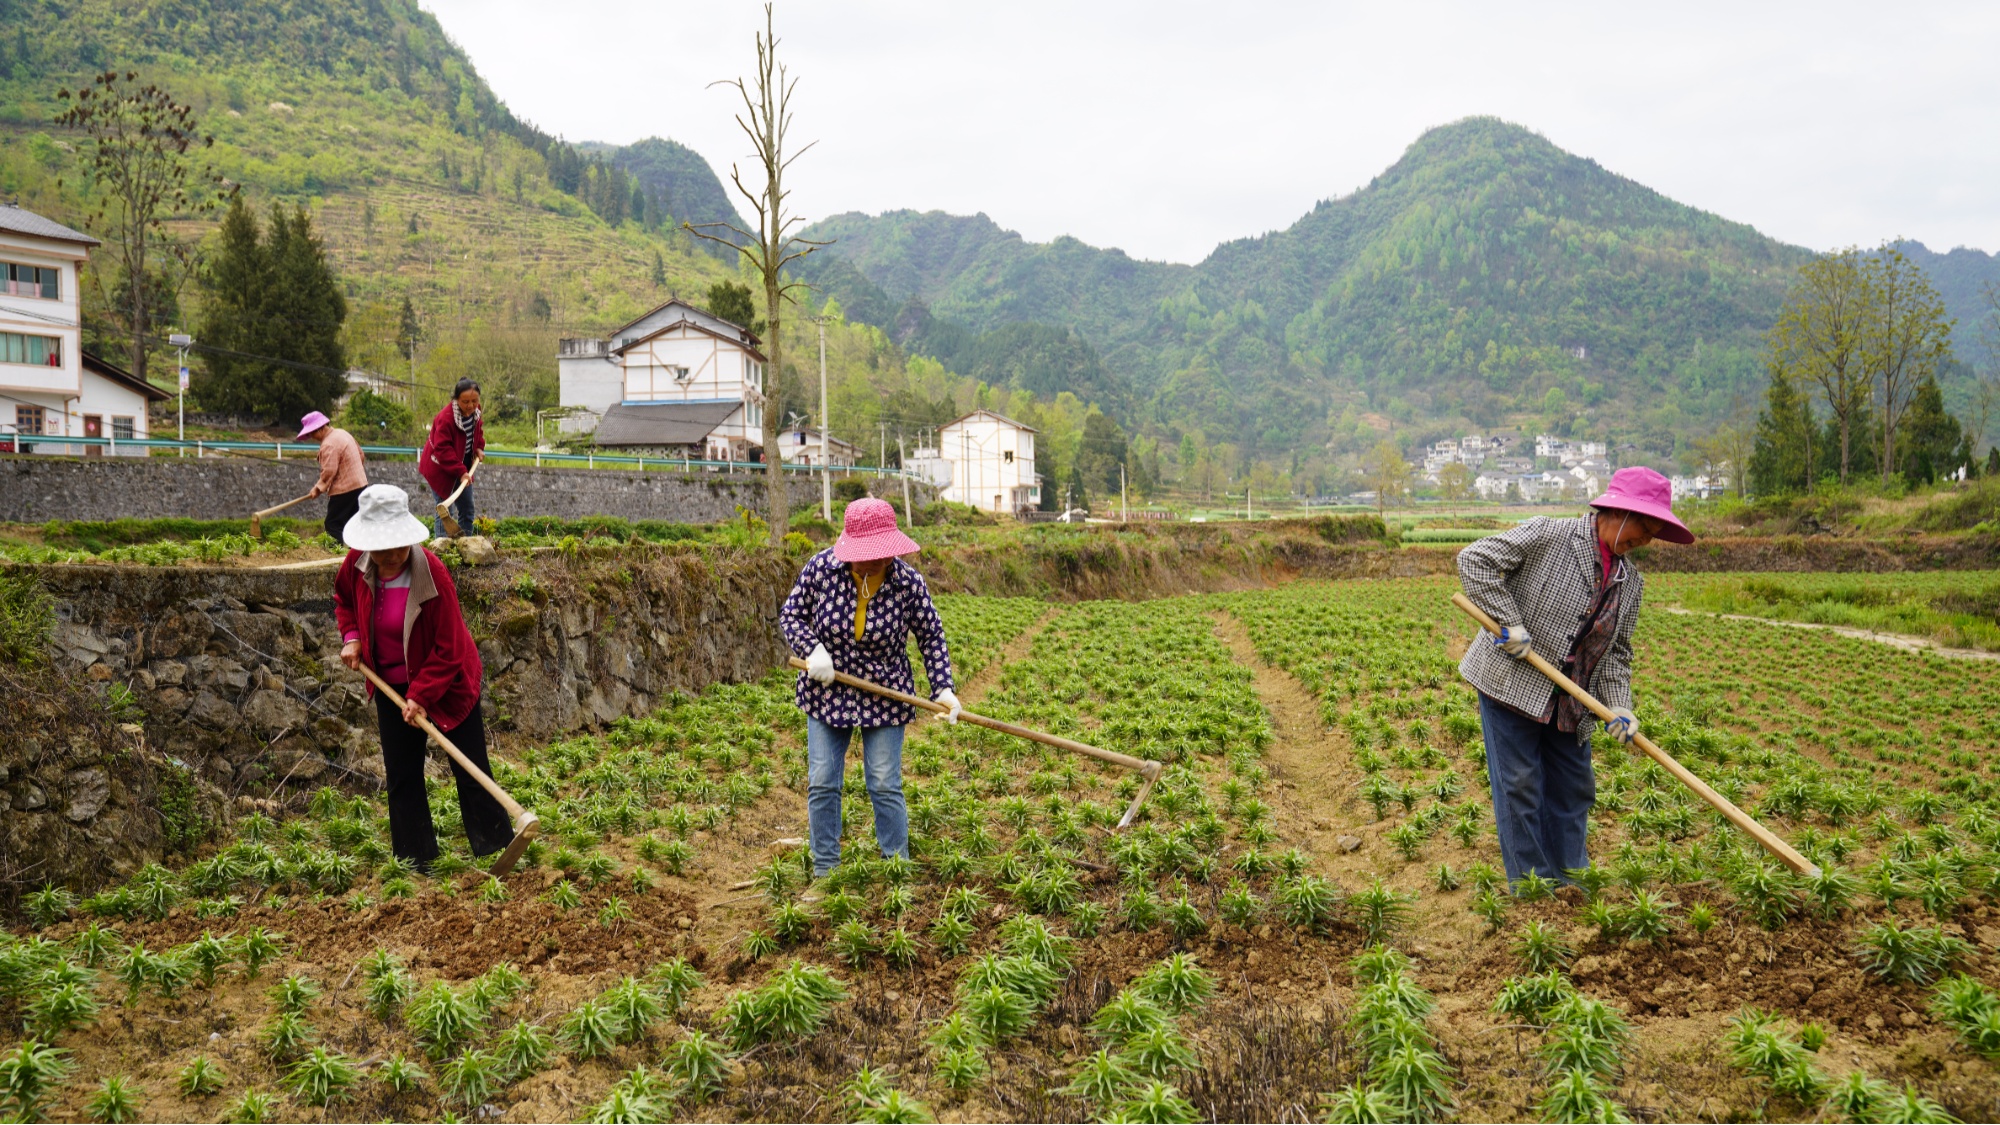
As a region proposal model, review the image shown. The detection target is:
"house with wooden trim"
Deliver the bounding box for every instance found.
[939,409,1040,513]
[556,298,767,461]
[0,203,170,455]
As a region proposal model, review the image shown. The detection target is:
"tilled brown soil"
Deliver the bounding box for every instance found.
[1211,607,2000,1123]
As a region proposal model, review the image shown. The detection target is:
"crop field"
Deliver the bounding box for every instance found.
[6,576,2000,1122]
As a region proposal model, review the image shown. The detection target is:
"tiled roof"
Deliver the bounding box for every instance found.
[0,204,99,246]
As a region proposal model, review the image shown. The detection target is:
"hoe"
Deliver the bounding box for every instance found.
[356,662,540,875]
[435,455,482,538]
[1452,592,1820,878]
[787,656,1165,829]
[250,491,315,539]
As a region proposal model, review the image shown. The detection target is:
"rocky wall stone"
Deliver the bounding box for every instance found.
[0,454,915,524]
[15,544,796,800]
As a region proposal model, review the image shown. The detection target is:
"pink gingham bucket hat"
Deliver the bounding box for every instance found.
[833,497,920,562]
[1589,466,1694,544]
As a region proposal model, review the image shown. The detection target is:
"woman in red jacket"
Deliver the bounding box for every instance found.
[419,379,485,539]
[333,484,511,868]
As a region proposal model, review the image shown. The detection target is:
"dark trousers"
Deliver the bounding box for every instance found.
[431,482,474,538]
[373,689,513,864]
[324,488,362,542]
[1478,691,1595,885]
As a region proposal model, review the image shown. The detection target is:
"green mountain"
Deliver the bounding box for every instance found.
[0,0,958,445]
[806,118,1829,464]
[608,137,746,253]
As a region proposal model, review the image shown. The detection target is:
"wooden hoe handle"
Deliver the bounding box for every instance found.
[255,492,317,520]
[439,455,481,510]
[355,661,534,831]
[1451,593,1820,878]
[787,655,1163,828]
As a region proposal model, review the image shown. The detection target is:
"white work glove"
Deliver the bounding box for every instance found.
[1491,625,1534,659]
[1606,708,1639,745]
[805,643,836,684]
[934,688,963,725]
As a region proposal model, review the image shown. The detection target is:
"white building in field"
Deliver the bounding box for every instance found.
[0,204,168,455]
[557,298,767,461]
[906,446,953,490]
[776,426,860,469]
[939,409,1040,513]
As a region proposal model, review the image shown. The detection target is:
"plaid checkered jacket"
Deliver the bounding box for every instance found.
[1456,516,1642,724]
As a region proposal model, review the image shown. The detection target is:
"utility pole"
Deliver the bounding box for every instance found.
[878,422,886,472]
[169,332,192,456]
[898,434,913,524]
[1121,462,1128,523]
[817,317,831,521]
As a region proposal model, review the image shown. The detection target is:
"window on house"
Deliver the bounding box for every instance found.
[1003,450,1014,463]
[0,333,61,366]
[112,416,135,440]
[1,261,59,300]
[14,406,45,436]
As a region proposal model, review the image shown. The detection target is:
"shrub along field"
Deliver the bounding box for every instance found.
[4,576,2000,1122]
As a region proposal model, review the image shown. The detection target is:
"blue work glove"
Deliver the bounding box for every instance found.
[1491,625,1534,658]
[1606,708,1639,745]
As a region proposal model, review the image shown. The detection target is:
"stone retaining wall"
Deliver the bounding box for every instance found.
[22,545,797,798]
[0,455,902,525]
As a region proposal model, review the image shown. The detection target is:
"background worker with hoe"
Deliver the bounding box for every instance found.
[297,409,368,541]
[1456,466,1694,887]
[333,484,512,871]
[420,379,484,539]
[781,498,962,880]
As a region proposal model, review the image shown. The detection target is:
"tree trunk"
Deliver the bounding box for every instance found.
[763,276,786,545]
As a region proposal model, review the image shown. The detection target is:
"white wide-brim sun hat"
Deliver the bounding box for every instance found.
[342,484,433,552]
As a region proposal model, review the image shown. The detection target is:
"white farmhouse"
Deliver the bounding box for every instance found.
[0,204,168,455]
[776,426,859,468]
[939,409,1039,513]
[906,446,953,490]
[557,298,767,461]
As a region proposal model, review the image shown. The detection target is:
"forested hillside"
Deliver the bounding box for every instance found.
[0,0,968,451]
[806,119,1840,465]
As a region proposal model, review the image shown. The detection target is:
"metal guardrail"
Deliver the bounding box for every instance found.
[2,432,924,479]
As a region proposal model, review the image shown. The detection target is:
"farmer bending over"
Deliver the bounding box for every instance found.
[298,409,367,542]
[1456,466,1693,886]
[334,484,512,870]
[780,498,960,879]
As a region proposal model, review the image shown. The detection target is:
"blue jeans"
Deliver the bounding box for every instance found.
[806,717,907,876]
[1479,692,1595,885]
[432,482,474,538]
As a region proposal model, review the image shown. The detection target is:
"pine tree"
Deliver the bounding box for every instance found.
[195,198,347,417]
[1749,366,1814,496]
[1899,376,1964,482]
[396,295,421,361]
[650,250,667,290]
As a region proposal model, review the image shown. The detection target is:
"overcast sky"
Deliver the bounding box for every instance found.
[421,1,2000,265]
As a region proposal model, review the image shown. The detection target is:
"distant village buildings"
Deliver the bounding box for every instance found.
[1420,431,1614,503]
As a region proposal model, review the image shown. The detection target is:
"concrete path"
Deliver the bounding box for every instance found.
[1658,606,2000,662]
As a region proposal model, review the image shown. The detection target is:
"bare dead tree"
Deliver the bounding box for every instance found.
[687,4,828,545]
[56,71,226,383]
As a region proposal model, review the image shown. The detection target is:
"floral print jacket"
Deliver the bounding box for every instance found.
[779,549,955,727]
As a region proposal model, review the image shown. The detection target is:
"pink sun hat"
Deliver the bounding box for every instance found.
[1589,466,1695,544]
[297,410,331,438]
[833,497,920,562]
